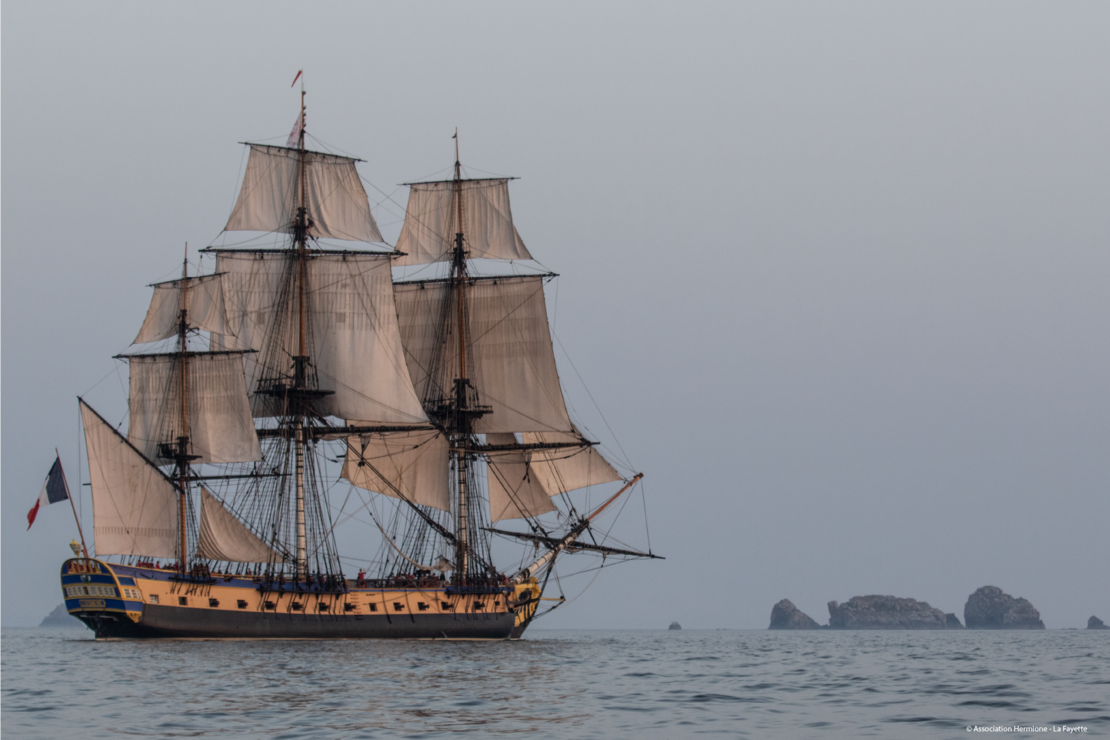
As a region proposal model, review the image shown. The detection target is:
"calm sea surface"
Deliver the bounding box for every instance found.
[2,627,1107,738]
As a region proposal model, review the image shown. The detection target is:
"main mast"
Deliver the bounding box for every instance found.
[293,84,308,580]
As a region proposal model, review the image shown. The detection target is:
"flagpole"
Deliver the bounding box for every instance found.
[56,448,88,558]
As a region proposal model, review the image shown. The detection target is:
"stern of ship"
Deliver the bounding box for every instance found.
[60,558,146,638]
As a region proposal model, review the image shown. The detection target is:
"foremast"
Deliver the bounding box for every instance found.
[384,138,651,592]
[448,135,489,585]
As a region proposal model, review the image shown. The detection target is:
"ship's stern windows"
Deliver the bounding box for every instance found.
[237,600,248,609]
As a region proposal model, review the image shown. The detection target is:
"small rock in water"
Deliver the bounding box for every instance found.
[768,599,820,630]
[1088,615,1109,630]
[945,612,964,629]
[668,621,682,630]
[39,603,82,628]
[964,586,1045,629]
[827,595,951,629]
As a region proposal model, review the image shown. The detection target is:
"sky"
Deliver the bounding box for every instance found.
[2,1,1108,630]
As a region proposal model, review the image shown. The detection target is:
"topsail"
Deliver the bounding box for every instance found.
[225,145,384,243]
[394,179,531,265]
[133,274,232,344]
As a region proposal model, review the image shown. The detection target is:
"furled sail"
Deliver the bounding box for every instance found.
[395,275,572,434]
[394,179,532,265]
[211,251,429,424]
[341,430,450,512]
[126,353,262,465]
[134,274,232,344]
[522,430,622,496]
[80,400,179,559]
[196,488,281,563]
[225,145,384,243]
[485,433,557,521]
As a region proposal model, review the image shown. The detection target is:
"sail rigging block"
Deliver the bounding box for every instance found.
[212,252,429,424]
[394,179,532,265]
[522,430,622,496]
[127,353,262,465]
[196,488,281,563]
[395,275,573,434]
[485,434,557,522]
[80,400,180,559]
[225,145,384,243]
[341,430,450,512]
[134,274,232,344]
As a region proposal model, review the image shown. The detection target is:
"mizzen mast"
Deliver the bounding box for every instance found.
[175,246,192,571]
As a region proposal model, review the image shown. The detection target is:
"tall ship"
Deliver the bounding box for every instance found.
[61,93,659,639]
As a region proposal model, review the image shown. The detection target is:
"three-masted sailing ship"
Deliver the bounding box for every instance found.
[60,95,658,639]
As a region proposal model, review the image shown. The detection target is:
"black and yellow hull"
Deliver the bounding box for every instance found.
[61,559,541,640]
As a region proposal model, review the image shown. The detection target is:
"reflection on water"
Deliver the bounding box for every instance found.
[2,628,1108,738]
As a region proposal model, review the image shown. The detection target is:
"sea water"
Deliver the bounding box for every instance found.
[2,627,1107,738]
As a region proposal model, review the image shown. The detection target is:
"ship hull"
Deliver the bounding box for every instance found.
[78,604,517,640]
[62,559,539,641]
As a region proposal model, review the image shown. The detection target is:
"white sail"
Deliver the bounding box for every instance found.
[485,433,557,522]
[225,145,384,243]
[395,275,572,434]
[394,179,532,265]
[80,400,180,559]
[522,430,623,496]
[212,251,429,424]
[341,430,450,512]
[127,353,262,465]
[196,488,280,563]
[134,274,232,344]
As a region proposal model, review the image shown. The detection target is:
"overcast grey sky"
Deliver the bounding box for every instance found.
[3,2,1108,630]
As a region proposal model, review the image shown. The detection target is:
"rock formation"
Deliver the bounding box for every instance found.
[39,603,81,628]
[826,595,950,629]
[1088,616,1108,630]
[668,621,682,630]
[945,613,964,629]
[768,599,821,630]
[964,586,1045,629]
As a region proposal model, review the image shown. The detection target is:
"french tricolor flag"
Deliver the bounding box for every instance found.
[27,456,68,530]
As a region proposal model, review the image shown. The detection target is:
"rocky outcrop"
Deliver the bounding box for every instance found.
[1088,616,1108,630]
[945,613,964,629]
[964,586,1045,629]
[768,599,821,630]
[668,621,682,630]
[827,595,950,629]
[39,603,81,628]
